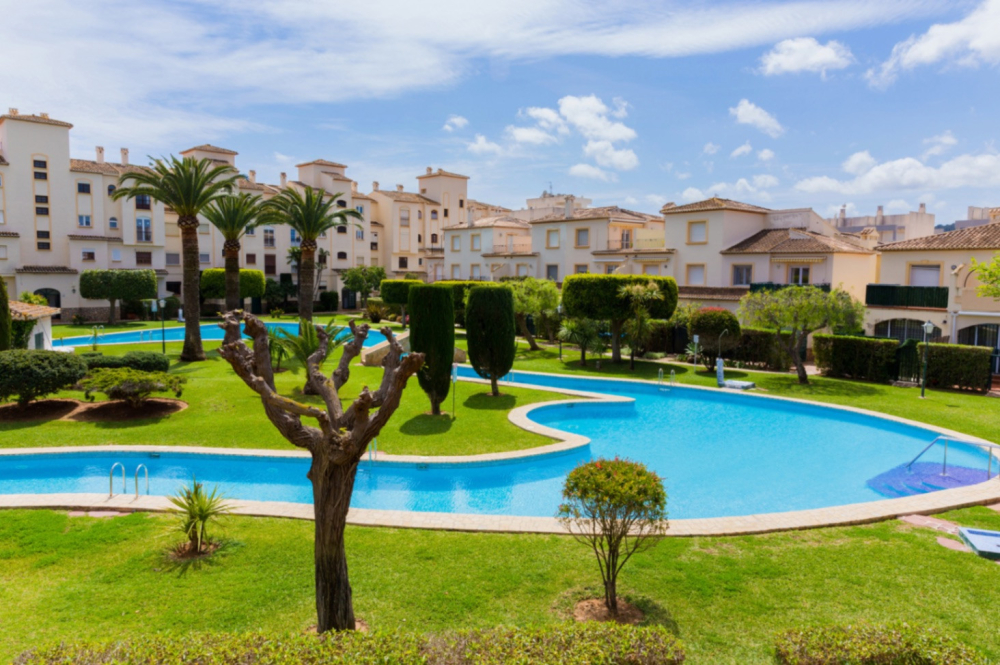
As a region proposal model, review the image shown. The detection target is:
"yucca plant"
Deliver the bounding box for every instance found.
[267,326,289,372]
[558,318,600,367]
[168,478,231,555]
[278,319,351,394]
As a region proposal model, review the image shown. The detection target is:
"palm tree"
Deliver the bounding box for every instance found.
[202,193,262,313]
[278,319,351,394]
[287,246,330,305]
[260,187,362,320]
[113,156,241,361]
[559,318,601,367]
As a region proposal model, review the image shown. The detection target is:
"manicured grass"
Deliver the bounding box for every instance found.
[0,338,560,456]
[2,507,999,663]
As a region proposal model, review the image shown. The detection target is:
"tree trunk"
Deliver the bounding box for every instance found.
[400,305,407,330]
[787,331,810,385]
[224,248,241,313]
[610,319,623,363]
[579,345,587,367]
[629,346,635,371]
[311,459,360,633]
[299,245,316,321]
[179,219,205,362]
[431,399,442,416]
[107,298,117,325]
[516,313,539,351]
[490,375,499,397]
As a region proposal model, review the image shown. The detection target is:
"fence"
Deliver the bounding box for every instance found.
[865,284,949,309]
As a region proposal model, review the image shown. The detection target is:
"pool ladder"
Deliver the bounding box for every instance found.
[656,368,677,392]
[906,436,1000,480]
[108,463,150,498]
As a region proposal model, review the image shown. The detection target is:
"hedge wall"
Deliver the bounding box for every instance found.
[431,280,480,327]
[731,328,793,372]
[813,334,899,383]
[82,351,170,373]
[775,622,986,665]
[379,279,422,307]
[319,290,339,312]
[200,268,266,300]
[562,274,678,323]
[79,269,157,323]
[919,342,993,393]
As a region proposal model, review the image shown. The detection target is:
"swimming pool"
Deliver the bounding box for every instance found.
[53,323,388,348]
[2,369,995,520]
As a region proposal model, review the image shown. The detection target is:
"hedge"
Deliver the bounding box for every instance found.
[919,342,993,393]
[408,284,455,415]
[562,274,678,322]
[79,269,157,324]
[731,328,793,372]
[432,280,480,327]
[813,334,899,383]
[319,290,339,312]
[381,279,422,327]
[200,268,266,300]
[84,351,170,373]
[689,307,740,368]
[14,625,685,665]
[0,350,88,405]
[775,622,986,664]
[465,285,516,393]
[0,277,11,351]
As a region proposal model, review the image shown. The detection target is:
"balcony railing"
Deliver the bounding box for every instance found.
[607,239,633,250]
[866,284,948,309]
[490,240,533,254]
[424,246,444,253]
[750,282,832,293]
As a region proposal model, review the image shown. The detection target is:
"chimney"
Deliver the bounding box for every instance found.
[248,170,256,184]
[396,184,404,192]
[39,112,49,119]
[839,205,846,220]
[467,207,475,228]
[120,148,129,166]
[95,146,105,164]
[372,181,379,191]
[280,172,287,187]
[351,181,358,193]
[564,195,575,218]
[426,167,432,174]
[918,202,926,214]
[7,108,17,116]
[876,205,883,223]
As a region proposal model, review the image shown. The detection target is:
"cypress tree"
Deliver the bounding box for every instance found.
[0,278,11,351]
[408,284,454,415]
[466,285,516,396]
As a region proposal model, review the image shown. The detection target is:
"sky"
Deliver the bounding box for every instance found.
[2,0,999,225]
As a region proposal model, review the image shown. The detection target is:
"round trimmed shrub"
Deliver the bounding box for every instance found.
[0,350,88,405]
[689,306,740,369]
[81,368,186,407]
[466,285,516,395]
[408,284,455,415]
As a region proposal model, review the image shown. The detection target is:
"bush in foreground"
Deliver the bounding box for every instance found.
[774,622,986,664]
[83,351,171,373]
[813,334,898,383]
[15,624,685,665]
[0,350,88,405]
[81,368,186,407]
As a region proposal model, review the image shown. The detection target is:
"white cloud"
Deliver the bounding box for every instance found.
[704,174,779,200]
[442,115,468,132]
[842,150,878,175]
[922,130,958,159]
[759,37,854,76]
[274,152,296,165]
[611,97,631,119]
[824,202,859,217]
[644,194,669,207]
[753,174,780,188]
[569,163,615,182]
[681,187,707,202]
[467,134,504,156]
[866,0,1000,89]
[583,140,639,170]
[558,95,637,143]
[505,125,558,145]
[624,195,639,205]
[729,99,785,138]
[521,107,569,134]
[731,141,753,158]
[795,151,1000,195]
[703,142,720,155]
[757,148,775,161]
[885,198,913,212]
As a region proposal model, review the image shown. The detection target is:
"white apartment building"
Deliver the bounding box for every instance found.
[828,203,935,244]
[952,206,1000,231]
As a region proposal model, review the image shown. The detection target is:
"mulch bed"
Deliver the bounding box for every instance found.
[573,598,644,625]
[0,399,80,422]
[0,398,186,423]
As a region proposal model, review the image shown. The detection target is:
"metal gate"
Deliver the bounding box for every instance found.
[341,288,357,310]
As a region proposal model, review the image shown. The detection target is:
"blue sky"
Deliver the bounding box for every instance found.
[2,0,999,224]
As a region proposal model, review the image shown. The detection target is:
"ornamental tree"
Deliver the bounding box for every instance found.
[408,284,455,415]
[466,285,516,396]
[79,269,158,324]
[971,253,1000,300]
[689,307,741,370]
[200,268,266,305]
[562,274,678,363]
[618,281,663,371]
[558,318,602,367]
[509,277,560,351]
[81,368,186,408]
[342,266,387,309]
[0,277,11,351]
[558,458,668,617]
[379,279,422,329]
[218,312,424,632]
[738,286,864,385]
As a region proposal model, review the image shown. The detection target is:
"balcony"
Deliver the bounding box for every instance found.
[606,239,633,250]
[423,246,444,253]
[488,239,533,255]
[750,282,831,293]
[866,284,948,309]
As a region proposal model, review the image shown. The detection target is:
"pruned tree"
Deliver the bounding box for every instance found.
[618,281,663,371]
[408,284,454,415]
[218,312,424,632]
[466,285,516,396]
[509,277,560,351]
[379,279,421,329]
[342,266,387,309]
[79,269,158,324]
[558,318,601,367]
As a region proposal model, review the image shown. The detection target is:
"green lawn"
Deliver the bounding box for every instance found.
[2,507,1000,664]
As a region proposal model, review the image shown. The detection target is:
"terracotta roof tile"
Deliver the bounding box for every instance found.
[237,178,265,191]
[9,300,61,321]
[297,159,347,168]
[16,265,78,274]
[417,168,469,180]
[879,223,1000,251]
[0,230,19,237]
[662,197,771,215]
[372,189,440,205]
[530,206,653,224]
[678,286,749,301]
[467,199,512,213]
[182,144,238,155]
[722,228,872,255]
[0,113,73,128]
[442,215,530,231]
[67,234,123,243]
[70,159,122,176]
[321,171,353,182]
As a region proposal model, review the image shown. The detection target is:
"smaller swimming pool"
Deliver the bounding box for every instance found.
[54,323,388,348]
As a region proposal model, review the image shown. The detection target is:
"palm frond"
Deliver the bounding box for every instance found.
[112,155,242,217]
[202,193,263,241]
[259,187,364,241]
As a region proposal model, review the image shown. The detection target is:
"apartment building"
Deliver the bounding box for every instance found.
[952,206,1000,231]
[828,203,935,244]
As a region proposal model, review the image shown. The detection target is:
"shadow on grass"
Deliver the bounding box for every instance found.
[400,414,454,436]
[463,393,517,411]
[628,595,681,635]
[161,539,239,577]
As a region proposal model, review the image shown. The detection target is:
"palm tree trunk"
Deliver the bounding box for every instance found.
[179,219,205,362]
[311,458,360,632]
[299,246,316,321]
[224,248,241,313]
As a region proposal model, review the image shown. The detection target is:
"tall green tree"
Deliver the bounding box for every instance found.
[738,286,864,385]
[466,285,516,396]
[287,246,330,307]
[509,277,561,351]
[408,284,455,415]
[618,281,663,371]
[113,156,241,361]
[342,266,386,309]
[79,269,157,325]
[260,187,362,321]
[971,253,1000,300]
[202,193,263,313]
[379,279,422,329]
[0,278,11,351]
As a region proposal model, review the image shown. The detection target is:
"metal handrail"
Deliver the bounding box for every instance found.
[134,464,149,498]
[906,435,1000,479]
[109,463,125,497]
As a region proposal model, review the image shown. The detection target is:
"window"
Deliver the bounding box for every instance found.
[642,264,660,276]
[82,249,96,261]
[245,253,256,265]
[732,265,753,286]
[0,245,7,259]
[34,172,47,180]
[471,234,481,251]
[355,229,364,240]
[546,264,559,281]
[245,226,254,235]
[451,265,461,279]
[517,264,528,277]
[135,195,151,210]
[431,233,438,244]
[35,195,48,203]
[111,248,122,262]
[199,253,210,263]
[443,209,449,218]
[263,228,275,247]
[136,217,151,242]
[430,210,438,220]
[605,264,618,275]
[264,254,276,275]
[336,251,347,260]
[471,264,481,279]
[107,185,116,196]
[909,264,941,287]
[417,210,423,220]
[77,182,91,194]
[166,253,180,266]
[355,205,364,214]
[418,258,423,266]
[575,228,590,247]
[318,253,328,265]
[400,209,410,227]
[136,251,152,266]
[686,264,706,285]
[36,207,49,216]
[37,242,50,250]
[574,264,589,274]
[33,159,47,168]
[37,230,50,239]
[459,199,464,208]
[109,217,118,229]
[399,256,408,269]
[418,234,422,243]
[687,221,707,244]
[78,215,91,227]
[451,236,461,251]
[290,229,300,243]
[166,281,181,295]
[789,265,810,285]
[337,225,347,234]
[336,199,347,208]
[546,229,560,249]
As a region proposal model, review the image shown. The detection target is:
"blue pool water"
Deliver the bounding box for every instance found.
[53,323,387,348]
[1,370,994,519]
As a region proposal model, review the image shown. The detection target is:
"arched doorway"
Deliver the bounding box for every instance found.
[33,288,61,308]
